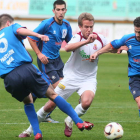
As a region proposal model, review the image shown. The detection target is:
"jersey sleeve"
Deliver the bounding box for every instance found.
[12,23,27,39]
[68,34,81,44]
[28,20,49,41]
[65,25,72,43]
[111,35,127,49]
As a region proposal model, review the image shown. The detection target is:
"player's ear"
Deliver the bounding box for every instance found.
[6,21,11,27]
[79,25,82,30]
[52,9,55,14]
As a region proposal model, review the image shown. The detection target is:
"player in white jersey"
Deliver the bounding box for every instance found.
[58,13,109,137]
[20,12,108,137]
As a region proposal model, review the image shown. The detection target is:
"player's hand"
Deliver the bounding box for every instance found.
[87,34,97,43]
[38,35,49,43]
[117,45,128,54]
[37,53,49,64]
[90,52,98,62]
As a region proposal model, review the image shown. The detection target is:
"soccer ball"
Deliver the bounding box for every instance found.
[104,122,124,140]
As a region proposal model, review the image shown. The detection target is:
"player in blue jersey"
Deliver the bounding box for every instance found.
[0,14,94,140]
[90,16,140,117]
[27,0,72,123]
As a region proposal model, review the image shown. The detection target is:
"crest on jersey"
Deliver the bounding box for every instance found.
[93,44,97,50]
[62,29,67,38]
[129,45,132,49]
[53,30,56,34]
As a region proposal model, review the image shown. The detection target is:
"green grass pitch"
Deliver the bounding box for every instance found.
[0,50,140,140]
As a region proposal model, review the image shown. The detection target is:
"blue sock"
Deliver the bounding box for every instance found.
[24,103,42,136]
[53,96,83,124]
[139,109,140,117]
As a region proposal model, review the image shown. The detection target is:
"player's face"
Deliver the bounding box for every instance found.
[53,4,67,24]
[134,26,140,41]
[79,20,94,39]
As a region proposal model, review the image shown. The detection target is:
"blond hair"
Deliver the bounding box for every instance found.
[78,13,94,26]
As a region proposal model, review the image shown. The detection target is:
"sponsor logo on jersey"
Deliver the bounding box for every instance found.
[62,29,67,38]
[55,41,62,46]
[58,83,65,89]
[0,49,15,65]
[79,50,90,59]
[133,58,140,63]
[93,44,97,50]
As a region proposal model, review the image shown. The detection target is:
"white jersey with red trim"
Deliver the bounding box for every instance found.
[63,32,109,81]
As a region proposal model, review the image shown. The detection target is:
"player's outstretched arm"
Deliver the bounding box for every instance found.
[65,34,97,52]
[17,28,49,64]
[17,28,49,42]
[90,43,113,62]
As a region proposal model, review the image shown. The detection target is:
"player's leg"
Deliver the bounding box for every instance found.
[42,71,63,123]
[23,93,42,137]
[129,76,140,116]
[64,82,96,137]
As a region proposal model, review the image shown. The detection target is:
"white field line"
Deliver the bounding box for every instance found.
[0,121,140,125]
[0,106,137,112]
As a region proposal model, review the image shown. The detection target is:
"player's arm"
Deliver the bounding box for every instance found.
[28,37,49,64]
[90,43,113,62]
[17,28,49,64]
[65,34,97,52]
[17,28,49,42]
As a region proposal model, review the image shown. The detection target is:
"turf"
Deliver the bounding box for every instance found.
[0,50,139,140]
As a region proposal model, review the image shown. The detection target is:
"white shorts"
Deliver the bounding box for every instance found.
[54,78,97,100]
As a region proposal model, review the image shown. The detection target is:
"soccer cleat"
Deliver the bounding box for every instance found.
[64,120,73,137]
[18,130,31,138]
[77,121,94,131]
[42,115,59,123]
[34,133,42,140]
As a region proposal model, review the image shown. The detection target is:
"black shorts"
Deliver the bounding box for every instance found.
[129,76,140,99]
[4,63,50,102]
[37,56,64,84]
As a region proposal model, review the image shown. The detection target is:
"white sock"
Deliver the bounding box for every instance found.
[65,103,87,123]
[26,106,49,134]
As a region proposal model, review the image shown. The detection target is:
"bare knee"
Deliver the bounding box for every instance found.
[81,100,92,110]
[81,91,95,110]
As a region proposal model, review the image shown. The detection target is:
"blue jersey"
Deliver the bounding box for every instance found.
[29,17,72,59]
[0,23,32,77]
[111,33,140,77]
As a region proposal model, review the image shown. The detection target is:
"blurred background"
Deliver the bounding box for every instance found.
[0,0,139,49]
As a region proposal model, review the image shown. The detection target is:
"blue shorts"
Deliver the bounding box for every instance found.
[129,76,140,99]
[4,63,50,102]
[37,56,64,84]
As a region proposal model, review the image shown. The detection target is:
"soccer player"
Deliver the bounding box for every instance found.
[0,14,93,140]
[19,12,109,138]
[90,17,140,117]
[28,0,72,123]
